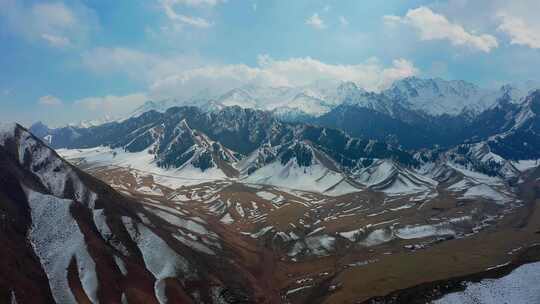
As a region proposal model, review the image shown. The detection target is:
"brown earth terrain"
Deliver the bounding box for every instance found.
[76,160,540,304]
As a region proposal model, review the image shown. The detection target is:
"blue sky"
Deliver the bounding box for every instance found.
[1,0,540,126]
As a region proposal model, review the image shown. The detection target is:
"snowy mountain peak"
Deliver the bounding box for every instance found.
[384,77,493,116]
[127,99,181,119]
[218,87,258,108]
[336,82,368,101]
[337,81,362,96]
[69,116,115,128]
[177,118,192,132]
[29,121,48,131]
[499,82,540,104]
[390,77,479,95]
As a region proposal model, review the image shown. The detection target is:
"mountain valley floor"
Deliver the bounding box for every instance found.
[61,148,540,304]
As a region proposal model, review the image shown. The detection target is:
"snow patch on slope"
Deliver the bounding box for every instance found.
[25,188,99,304]
[460,184,511,204]
[17,130,97,208]
[512,160,539,172]
[58,146,227,188]
[244,158,358,196]
[354,159,437,195]
[92,209,130,256]
[173,234,215,255]
[395,224,455,240]
[434,262,540,304]
[121,216,195,304]
[360,229,394,247]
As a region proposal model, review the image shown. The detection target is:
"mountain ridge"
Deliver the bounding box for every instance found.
[0,123,271,303]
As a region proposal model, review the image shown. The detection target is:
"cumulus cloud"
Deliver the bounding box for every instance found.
[38,95,63,106]
[306,13,326,30]
[0,0,96,48]
[150,55,419,100]
[497,13,540,49]
[384,6,498,53]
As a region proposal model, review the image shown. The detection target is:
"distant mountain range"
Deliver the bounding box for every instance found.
[32,106,418,195]
[311,78,540,149]
[24,86,538,198]
[34,76,540,148]
[121,76,535,118]
[25,76,539,198]
[93,77,533,149]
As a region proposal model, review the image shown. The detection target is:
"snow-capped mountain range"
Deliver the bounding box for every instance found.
[22,76,539,199]
[34,106,420,195]
[51,77,539,148]
[127,80,343,120]
[29,82,540,197]
[126,77,538,121]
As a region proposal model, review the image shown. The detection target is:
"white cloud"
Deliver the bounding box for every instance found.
[81,47,204,82]
[41,33,71,48]
[81,47,153,80]
[0,0,96,48]
[163,0,224,8]
[497,13,540,49]
[382,15,402,26]
[380,59,420,87]
[306,13,326,30]
[38,95,63,106]
[150,55,419,99]
[82,48,419,102]
[161,0,214,28]
[32,2,76,26]
[174,14,212,28]
[73,93,148,115]
[384,6,498,53]
[339,16,349,26]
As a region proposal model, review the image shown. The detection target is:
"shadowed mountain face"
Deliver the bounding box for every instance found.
[101,78,539,152]
[32,89,540,189]
[25,88,540,201]
[311,86,540,151]
[37,77,540,157]
[34,106,418,179]
[485,90,540,160]
[0,124,269,304]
